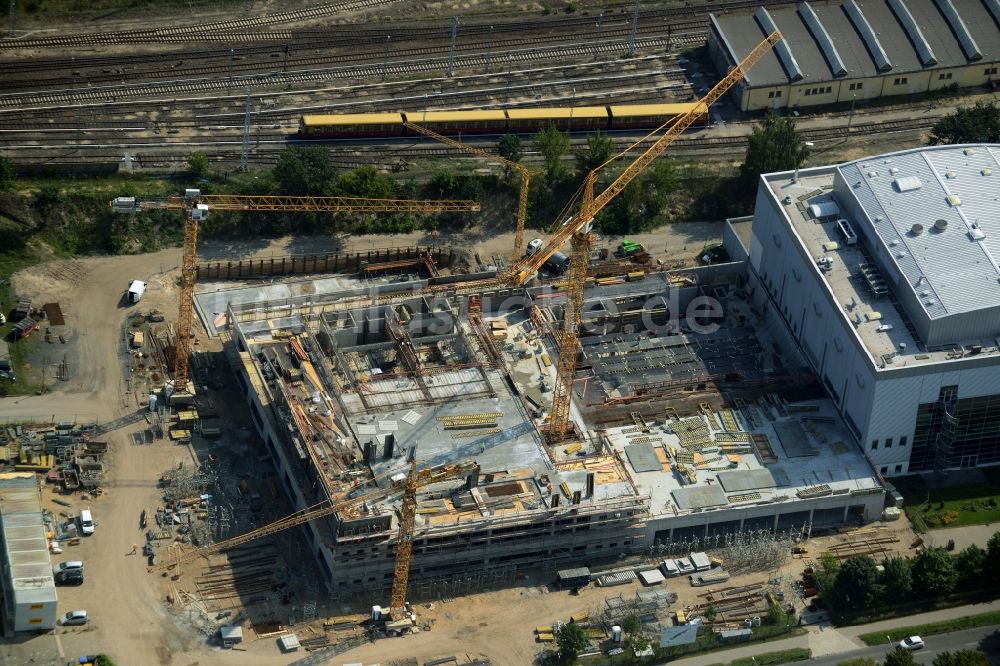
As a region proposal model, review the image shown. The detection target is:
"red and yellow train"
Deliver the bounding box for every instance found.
[299,102,706,138]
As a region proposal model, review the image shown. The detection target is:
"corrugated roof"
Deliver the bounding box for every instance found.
[711,0,1000,88]
[837,145,1000,321]
[302,113,401,126]
[0,478,57,607]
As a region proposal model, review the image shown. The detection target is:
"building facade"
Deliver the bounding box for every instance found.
[741,144,1000,476]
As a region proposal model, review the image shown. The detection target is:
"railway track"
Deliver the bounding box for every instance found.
[0,0,401,49]
[0,18,703,93]
[0,0,795,50]
[0,35,689,108]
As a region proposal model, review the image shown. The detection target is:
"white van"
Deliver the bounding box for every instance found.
[79,508,95,535]
[127,280,147,303]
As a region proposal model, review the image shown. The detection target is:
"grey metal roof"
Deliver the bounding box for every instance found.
[889,0,938,65]
[0,478,57,607]
[934,0,982,61]
[836,145,1000,321]
[799,2,848,76]
[711,0,1000,88]
[843,0,893,71]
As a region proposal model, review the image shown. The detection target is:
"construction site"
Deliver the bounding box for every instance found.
[0,24,910,666]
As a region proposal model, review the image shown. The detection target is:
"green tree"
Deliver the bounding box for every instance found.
[767,601,787,626]
[912,547,958,597]
[0,153,14,191]
[273,145,335,196]
[576,130,615,178]
[832,555,879,611]
[535,124,571,184]
[837,660,878,666]
[703,605,718,623]
[497,134,523,179]
[337,165,395,199]
[929,101,1000,145]
[187,152,210,179]
[739,114,810,196]
[594,159,679,235]
[879,556,912,603]
[954,544,986,591]
[932,650,990,666]
[556,622,588,663]
[621,611,642,636]
[884,648,916,666]
[815,552,840,600]
[986,531,1000,585]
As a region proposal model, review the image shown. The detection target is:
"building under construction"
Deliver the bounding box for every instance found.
[203,259,884,599]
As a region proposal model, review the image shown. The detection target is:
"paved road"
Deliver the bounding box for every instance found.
[809,627,1000,666]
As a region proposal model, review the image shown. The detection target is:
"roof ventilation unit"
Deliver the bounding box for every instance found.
[910,223,924,235]
[798,2,848,76]
[969,228,986,240]
[946,194,962,206]
[945,171,957,179]
[889,167,900,175]
[934,219,949,231]
[982,168,992,176]
[755,7,805,81]
[893,176,922,192]
[964,148,976,156]
[843,0,892,71]
[934,0,982,61]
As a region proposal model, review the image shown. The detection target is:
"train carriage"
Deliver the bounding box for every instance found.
[608,103,708,130]
[505,106,610,134]
[298,102,704,139]
[402,109,508,135]
[300,112,404,138]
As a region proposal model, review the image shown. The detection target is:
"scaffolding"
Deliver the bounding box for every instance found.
[648,525,809,574]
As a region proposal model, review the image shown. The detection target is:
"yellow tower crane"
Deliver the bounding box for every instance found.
[111,191,481,393]
[502,31,783,441]
[404,122,538,263]
[151,459,479,572]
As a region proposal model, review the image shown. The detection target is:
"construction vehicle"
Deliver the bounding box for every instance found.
[618,239,644,257]
[404,121,537,263]
[502,31,782,442]
[111,191,480,393]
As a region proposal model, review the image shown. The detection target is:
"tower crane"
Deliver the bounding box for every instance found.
[404,122,538,263]
[500,32,783,441]
[151,458,479,574]
[111,191,481,393]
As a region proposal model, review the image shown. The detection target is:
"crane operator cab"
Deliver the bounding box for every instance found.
[184,188,209,220]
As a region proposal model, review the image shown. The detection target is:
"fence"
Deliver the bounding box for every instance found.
[195,246,455,281]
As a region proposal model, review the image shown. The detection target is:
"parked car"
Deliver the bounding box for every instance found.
[60,610,89,626]
[53,560,84,575]
[899,636,924,650]
[55,570,83,586]
[79,508,95,535]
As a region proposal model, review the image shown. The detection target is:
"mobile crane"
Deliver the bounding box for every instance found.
[111,191,480,393]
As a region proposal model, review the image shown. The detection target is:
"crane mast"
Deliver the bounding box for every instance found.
[111,192,480,392]
[542,31,783,441]
[404,122,536,263]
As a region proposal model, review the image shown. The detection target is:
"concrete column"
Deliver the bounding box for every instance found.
[843,505,850,522]
[773,513,780,530]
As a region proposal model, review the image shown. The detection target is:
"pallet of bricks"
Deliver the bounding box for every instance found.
[438,412,501,438]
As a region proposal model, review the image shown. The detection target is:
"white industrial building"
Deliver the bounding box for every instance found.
[0,475,57,633]
[730,144,1000,476]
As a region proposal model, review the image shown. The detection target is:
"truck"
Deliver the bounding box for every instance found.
[127,280,146,303]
